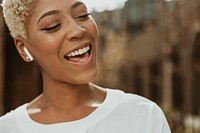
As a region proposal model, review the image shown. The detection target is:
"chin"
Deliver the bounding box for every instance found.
[74,69,97,85]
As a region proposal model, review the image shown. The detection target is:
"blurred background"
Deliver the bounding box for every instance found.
[0,0,199,132]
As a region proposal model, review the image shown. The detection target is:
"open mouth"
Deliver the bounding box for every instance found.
[64,44,92,63]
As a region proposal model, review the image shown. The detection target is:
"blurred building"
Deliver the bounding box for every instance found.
[0,1,4,115]
[93,0,200,132]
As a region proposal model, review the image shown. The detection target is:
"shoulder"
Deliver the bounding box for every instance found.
[107,89,171,132]
[0,110,16,132]
[112,89,164,117]
[0,104,27,132]
[108,88,157,109]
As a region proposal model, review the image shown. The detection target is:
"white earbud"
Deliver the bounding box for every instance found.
[24,47,33,61]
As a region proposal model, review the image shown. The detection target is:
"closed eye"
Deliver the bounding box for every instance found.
[75,13,91,21]
[41,23,62,31]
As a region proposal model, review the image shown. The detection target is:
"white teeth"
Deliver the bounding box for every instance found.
[66,45,90,58]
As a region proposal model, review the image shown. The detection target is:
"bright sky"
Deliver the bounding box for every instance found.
[82,0,128,12]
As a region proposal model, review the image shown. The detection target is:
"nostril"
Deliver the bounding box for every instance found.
[70,33,85,41]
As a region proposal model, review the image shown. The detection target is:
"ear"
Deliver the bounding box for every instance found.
[14,36,33,62]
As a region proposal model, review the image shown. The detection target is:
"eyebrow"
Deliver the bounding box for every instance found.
[71,1,84,9]
[37,2,84,24]
[37,10,60,24]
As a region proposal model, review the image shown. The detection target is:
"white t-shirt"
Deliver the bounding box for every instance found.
[0,89,171,133]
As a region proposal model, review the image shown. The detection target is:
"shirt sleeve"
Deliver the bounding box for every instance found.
[147,103,171,133]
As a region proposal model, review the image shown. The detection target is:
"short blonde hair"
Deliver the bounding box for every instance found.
[1,0,33,38]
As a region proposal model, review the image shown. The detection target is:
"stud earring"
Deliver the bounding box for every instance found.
[26,56,32,61]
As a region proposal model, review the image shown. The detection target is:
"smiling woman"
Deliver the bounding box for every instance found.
[0,0,171,133]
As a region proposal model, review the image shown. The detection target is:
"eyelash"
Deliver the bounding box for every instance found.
[75,13,91,20]
[40,13,91,32]
[41,23,62,31]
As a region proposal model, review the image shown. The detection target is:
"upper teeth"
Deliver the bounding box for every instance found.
[66,45,90,58]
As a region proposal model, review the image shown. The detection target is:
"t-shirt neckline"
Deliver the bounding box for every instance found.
[14,89,121,133]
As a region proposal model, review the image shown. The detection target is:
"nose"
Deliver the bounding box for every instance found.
[65,20,86,41]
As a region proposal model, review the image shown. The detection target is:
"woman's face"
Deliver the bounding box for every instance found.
[25,0,98,84]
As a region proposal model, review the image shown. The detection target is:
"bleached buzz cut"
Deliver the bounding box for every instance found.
[1,0,33,38]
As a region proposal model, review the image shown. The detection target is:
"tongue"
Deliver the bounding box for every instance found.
[67,52,89,63]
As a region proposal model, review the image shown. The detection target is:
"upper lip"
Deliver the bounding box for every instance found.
[64,41,92,57]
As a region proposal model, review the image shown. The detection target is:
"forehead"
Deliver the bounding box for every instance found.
[29,0,86,20]
[24,0,87,33]
[33,0,85,12]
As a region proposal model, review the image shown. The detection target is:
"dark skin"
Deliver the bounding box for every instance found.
[14,0,106,124]
[27,83,106,124]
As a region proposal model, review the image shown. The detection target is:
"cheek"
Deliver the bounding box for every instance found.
[27,22,63,56]
[92,24,98,39]
[28,34,64,67]
[85,19,98,39]
[31,31,63,53]
[34,37,57,55]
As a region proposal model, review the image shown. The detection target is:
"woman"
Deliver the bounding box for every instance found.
[0,0,171,132]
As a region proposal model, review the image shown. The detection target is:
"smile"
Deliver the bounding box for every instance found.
[64,44,92,63]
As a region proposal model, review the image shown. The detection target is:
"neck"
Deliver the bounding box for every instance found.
[38,73,94,110]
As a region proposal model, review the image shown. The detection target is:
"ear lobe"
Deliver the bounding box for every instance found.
[14,36,33,62]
